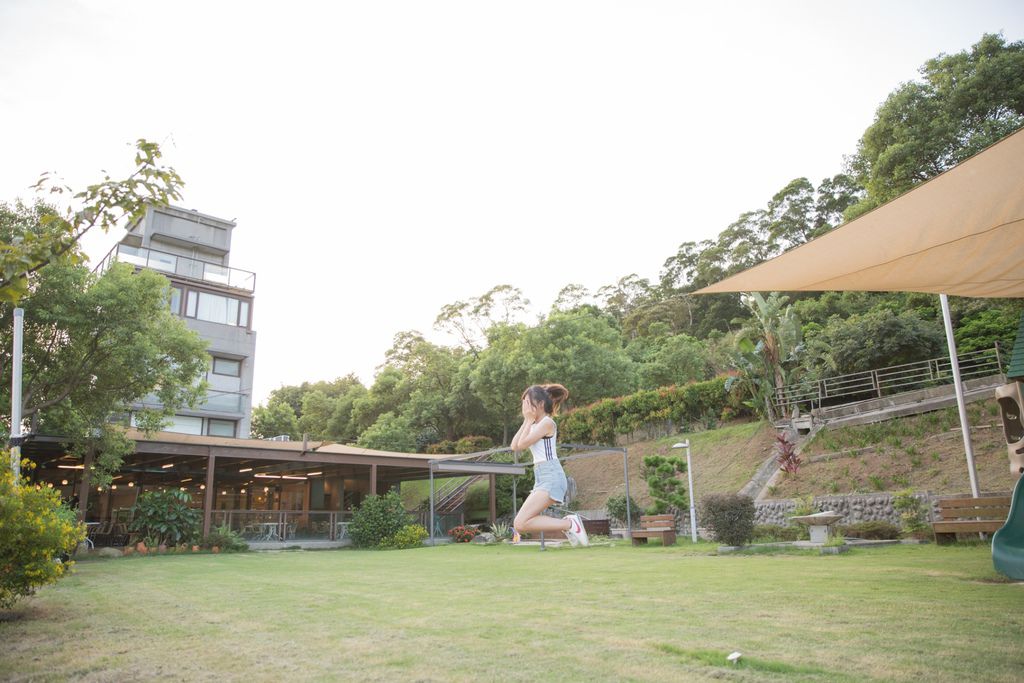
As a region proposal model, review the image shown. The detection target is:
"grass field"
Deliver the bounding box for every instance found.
[2,543,1022,682]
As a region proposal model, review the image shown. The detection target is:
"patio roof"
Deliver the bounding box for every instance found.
[31,428,450,473]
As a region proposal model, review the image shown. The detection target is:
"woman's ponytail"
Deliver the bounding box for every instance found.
[541,384,569,415]
[522,383,570,416]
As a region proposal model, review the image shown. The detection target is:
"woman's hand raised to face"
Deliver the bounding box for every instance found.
[522,397,534,421]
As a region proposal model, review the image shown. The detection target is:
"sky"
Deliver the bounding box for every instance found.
[1,1,1022,407]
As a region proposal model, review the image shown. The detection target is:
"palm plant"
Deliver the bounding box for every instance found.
[726,292,803,421]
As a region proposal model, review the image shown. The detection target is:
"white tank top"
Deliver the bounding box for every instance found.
[528,417,558,464]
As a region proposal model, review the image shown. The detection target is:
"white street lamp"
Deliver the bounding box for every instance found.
[672,441,697,543]
[10,308,24,478]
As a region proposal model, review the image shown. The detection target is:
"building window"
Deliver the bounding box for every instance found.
[169,286,182,315]
[164,415,203,435]
[207,419,236,438]
[196,291,238,325]
[182,289,250,327]
[212,357,241,377]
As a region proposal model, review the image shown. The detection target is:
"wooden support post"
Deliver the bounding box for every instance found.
[301,479,311,527]
[202,450,216,537]
[370,464,378,495]
[489,473,497,525]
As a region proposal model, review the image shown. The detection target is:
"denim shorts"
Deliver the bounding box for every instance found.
[532,459,567,504]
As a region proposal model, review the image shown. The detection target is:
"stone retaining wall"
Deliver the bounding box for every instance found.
[755,492,937,527]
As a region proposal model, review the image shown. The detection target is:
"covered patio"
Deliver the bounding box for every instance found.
[23,430,492,548]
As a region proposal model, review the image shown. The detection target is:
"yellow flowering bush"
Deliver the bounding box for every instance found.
[0,463,86,609]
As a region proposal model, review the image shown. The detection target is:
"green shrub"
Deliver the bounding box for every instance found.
[380,524,428,549]
[349,491,412,548]
[791,495,817,517]
[203,524,249,552]
[701,493,755,546]
[840,520,901,540]
[892,489,928,534]
[1,466,86,608]
[130,489,201,547]
[824,530,847,547]
[752,524,801,542]
[605,493,641,527]
[425,435,495,455]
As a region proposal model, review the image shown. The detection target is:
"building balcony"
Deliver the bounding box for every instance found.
[97,244,256,293]
[135,390,248,416]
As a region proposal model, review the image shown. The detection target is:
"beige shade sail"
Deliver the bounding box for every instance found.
[696,127,1024,298]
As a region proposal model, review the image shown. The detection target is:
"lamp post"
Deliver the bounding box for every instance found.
[672,441,697,543]
[10,308,24,478]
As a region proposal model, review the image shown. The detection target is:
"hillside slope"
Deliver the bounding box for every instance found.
[769,398,1015,498]
[565,397,1017,512]
[564,420,775,511]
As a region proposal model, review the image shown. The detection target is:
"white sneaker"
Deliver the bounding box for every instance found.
[566,514,590,547]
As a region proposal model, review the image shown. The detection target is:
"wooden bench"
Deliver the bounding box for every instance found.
[932,494,1011,544]
[631,514,677,546]
[582,518,610,536]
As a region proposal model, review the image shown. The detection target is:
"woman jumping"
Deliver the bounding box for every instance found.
[511,384,589,546]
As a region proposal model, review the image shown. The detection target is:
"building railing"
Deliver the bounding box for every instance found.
[210,509,433,542]
[198,390,246,414]
[96,243,256,292]
[775,344,1006,415]
[135,389,247,415]
[210,510,355,542]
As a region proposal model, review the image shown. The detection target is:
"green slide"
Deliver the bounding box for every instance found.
[992,475,1024,581]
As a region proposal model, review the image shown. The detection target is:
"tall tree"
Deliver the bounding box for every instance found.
[470,323,533,444]
[519,308,636,406]
[250,399,300,440]
[0,140,183,304]
[627,327,712,390]
[596,274,656,326]
[382,331,477,442]
[847,33,1024,219]
[434,284,529,355]
[0,256,208,484]
[552,283,593,312]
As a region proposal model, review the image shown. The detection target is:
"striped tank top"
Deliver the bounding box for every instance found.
[528,417,558,464]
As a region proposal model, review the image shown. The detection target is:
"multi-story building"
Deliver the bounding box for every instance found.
[98,205,256,437]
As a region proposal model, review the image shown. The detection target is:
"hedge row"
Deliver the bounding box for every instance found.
[558,376,748,445]
[425,435,495,455]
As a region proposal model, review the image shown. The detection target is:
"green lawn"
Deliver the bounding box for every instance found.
[2,543,1022,682]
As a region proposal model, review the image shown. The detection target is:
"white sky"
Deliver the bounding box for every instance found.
[1,1,1022,406]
